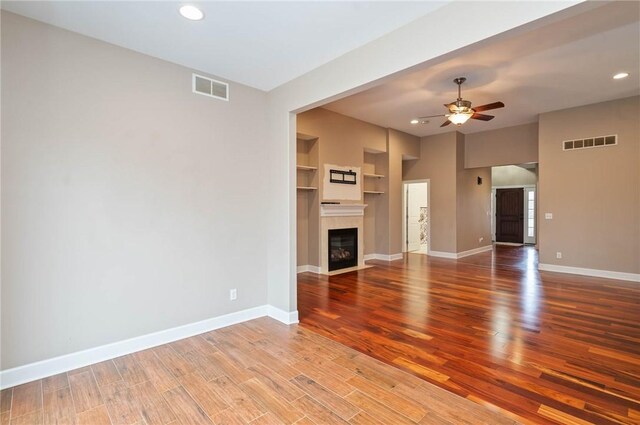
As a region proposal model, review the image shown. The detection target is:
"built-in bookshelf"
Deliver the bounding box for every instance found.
[297,133,318,190]
[363,151,385,195]
[296,132,320,270]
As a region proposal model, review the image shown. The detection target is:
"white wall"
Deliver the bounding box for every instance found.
[1,12,270,369]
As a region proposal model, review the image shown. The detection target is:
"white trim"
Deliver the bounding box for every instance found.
[363,253,403,261]
[427,250,458,259]
[494,242,523,246]
[0,304,298,389]
[296,265,321,274]
[428,245,493,259]
[456,245,494,259]
[267,306,299,325]
[320,203,367,217]
[492,184,536,189]
[538,264,640,282]
[523,187,536,245]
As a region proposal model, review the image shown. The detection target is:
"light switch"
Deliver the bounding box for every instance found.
[545,213,553,220]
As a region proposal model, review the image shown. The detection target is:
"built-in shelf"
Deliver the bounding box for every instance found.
[297,186,317,191]
[364,190,384,195]
[297,165,318,171]
[297,132,319,142]
[363,173,385,178]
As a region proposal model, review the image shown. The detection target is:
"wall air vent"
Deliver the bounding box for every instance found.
[192,74,229,101]
[562,134,617,151]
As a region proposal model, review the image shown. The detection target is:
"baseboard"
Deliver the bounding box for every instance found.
[296,265,321,274]
[456,245,494,259]
[0,304,298,389]
[429,245,493,259]
[427,250,457,259]
[494,242,523,246]
[538,263,640,282]
[267,306,299,325]
[363,253,403,261]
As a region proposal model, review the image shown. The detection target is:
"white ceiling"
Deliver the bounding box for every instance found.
[1,1,449,91]
[323,1,640,137]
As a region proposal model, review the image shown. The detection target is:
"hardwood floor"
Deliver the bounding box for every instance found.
[0,317,514,425]
[297,245,640,424]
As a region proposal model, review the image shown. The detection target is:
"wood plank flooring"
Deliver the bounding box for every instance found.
[1,317,514,425]
[297,245,640,424]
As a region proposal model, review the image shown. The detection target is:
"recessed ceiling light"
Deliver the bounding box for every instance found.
[179,5,204,21]
[410,119,419,125]
[613,72,629,80]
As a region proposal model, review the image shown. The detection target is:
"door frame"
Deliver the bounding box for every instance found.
[402,179,430,254]
[491,184,536,244]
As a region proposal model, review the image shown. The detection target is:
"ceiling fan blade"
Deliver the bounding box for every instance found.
[440,120,452,127]
[471,113,494,121]
[473,101,504,112]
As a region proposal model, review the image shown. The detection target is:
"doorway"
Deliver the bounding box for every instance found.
[402,180,429,254]
[492,186,536,244]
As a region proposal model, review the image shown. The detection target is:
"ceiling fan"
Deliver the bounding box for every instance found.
[413,77,504,127]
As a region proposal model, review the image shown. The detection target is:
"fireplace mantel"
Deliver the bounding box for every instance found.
[320,203,367,217]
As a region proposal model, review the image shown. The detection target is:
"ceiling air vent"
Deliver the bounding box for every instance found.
[562,134,616,151]
[192,74,229,101]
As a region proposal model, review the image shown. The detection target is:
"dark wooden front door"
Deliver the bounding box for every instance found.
[496,188,523,243]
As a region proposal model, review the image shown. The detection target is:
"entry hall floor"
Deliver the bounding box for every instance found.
[1,317,513,425]
[298,246,640,424]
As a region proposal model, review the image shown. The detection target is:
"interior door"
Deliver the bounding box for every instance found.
[406,183,429,252]
[406,185,422,252]
[496,188,524,243]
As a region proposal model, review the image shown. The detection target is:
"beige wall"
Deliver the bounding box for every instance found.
[266,2,577,312]
[456,134,492,252]
[404,133,458,253]
[387,129,420,254]
[1,13,270,369]
[296,195,309,266]
[404,132,491,254]
[538,96,640,274]
[297,108,387,201]
[465,123,538,168]
[296,108,388,263]
[295,110,419,259]
[492,165,537,187]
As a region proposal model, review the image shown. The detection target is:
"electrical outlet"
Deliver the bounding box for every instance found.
[556,252,562,259]
[545,213,553,220]
[230,289,237,301]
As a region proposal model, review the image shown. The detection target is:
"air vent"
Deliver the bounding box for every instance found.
[192,74,229,101]
[563,134,616,151]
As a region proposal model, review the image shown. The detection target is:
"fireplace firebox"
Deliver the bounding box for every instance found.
[328,228,358,271]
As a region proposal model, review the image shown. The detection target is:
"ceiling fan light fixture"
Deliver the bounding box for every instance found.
[448,111,473,125]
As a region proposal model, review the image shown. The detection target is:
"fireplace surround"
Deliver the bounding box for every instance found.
[319,203,366,274]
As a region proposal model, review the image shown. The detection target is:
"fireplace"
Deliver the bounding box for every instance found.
[328,228,358,271]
